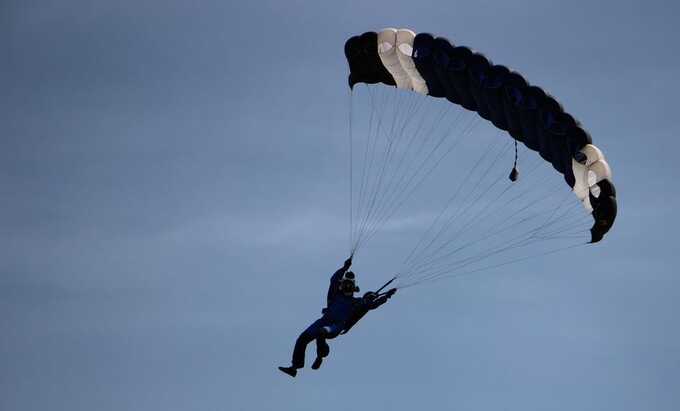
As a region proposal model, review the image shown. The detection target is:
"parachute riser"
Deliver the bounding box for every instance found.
[374,276,396,294]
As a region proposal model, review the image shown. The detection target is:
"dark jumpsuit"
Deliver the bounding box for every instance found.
[290,261,391,369]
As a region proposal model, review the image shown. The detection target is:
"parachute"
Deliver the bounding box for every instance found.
[343,28,617,288]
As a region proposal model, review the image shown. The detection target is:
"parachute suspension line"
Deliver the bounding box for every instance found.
[354,85,412,253]
[403,194,568,280]
[376,112,477,241]
[407,144,543,272]
[349,88,354,255]
[353,86,393,253]
[413,183,564,271]
[352,86,384,254]
[358,88,416,238]
[393,143,590,287]
[348,85,590,284]
[361,95,441,224]
[354,91,410,246]
[355,107,481,252]
[401,215,588,287]
[403,142,512,274]
[401,137,506,272]
[362,101,435,230]
[405,151,539,263]
[356,101,458,249]
[397,242,588,290]
[400,117,492,269]
[404,211,586,282]
[434,174,570,260]
[398,209,589,288]
[343,29,617,289]
[529,186,581,241]
[363,102,458,231]
[351,88,460,253]
[358,110,468,248]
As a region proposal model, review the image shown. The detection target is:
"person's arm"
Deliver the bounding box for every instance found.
[330,257,352,283]
[326,256,353,303]
[363,288,396,310]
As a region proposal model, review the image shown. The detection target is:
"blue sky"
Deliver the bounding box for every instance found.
[2,1,679,410]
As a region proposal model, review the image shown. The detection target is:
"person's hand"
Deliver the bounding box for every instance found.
[344,256,353,267]
[363,291,377,302]
[386,288,397,298]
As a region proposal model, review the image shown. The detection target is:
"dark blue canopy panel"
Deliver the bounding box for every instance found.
[344,28,616,243]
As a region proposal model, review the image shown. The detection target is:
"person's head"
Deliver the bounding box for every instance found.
[339,271,360,296]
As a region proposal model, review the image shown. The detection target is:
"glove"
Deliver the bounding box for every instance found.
[386,288,397,298]
[363,291,377,302]
[344,256,353,267]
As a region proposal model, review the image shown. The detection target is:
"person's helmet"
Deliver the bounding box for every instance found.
[339,271,360,294]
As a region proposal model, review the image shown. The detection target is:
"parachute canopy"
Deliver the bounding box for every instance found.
[345,28,616,243]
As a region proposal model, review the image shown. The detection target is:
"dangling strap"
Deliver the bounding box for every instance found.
[508,140,519,182]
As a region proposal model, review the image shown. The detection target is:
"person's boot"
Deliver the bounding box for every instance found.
[311,356,323,370]
[278,366,297,378]
[317,339,330,358]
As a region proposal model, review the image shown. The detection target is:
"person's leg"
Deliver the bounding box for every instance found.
[316,337,330,358]
[291,319,324,369]
[311,323,343,370]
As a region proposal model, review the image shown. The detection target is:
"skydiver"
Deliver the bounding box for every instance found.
[278,256,397,377]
